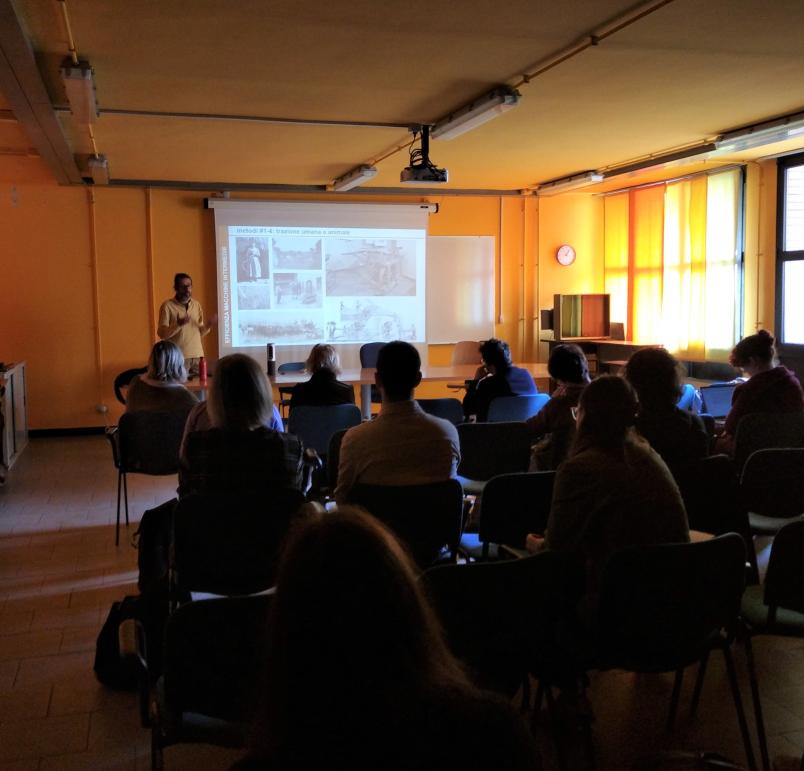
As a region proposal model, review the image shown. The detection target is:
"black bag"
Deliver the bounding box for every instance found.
[136,498,177,593]
[94,595,142,691]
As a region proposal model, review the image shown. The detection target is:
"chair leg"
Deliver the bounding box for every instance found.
[544,685,570,771]
[520,674,531,713]
[689,650,710,718]
[722,645,758,771]
[666,668,684,732]
[116,470,122,546]
[151,726,163,771]
[123,472,129,528]
[743,635,770,771]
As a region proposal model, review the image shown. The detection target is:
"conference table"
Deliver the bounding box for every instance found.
[189,363,551,420]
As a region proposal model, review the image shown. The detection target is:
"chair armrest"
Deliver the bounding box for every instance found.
[105,426,121,469]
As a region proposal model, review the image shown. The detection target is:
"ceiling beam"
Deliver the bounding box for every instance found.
[0,0,82,184]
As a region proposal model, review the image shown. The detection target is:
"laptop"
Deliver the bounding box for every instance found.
[699,383,737,419]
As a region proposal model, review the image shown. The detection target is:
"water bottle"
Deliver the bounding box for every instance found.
[266,343,276,377]
[198,356,207,384]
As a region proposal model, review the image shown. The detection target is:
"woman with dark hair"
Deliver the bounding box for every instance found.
[234,508,540,771]
[526,343,590,470]
[462,338,537,422]
[125,341,197,413]
[718,330,804,451]
[288,343,355,409]
[540,376,689,590]
[624,347,708,480]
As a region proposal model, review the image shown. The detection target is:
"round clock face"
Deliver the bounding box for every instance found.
[556,244,576,266]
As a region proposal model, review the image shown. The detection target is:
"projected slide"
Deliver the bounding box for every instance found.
[220,224,426,347]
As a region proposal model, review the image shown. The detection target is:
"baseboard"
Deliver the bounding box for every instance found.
[29,427,107,438]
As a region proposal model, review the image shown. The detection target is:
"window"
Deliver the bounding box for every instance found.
[777,154,804,351]
[604,168,744,359]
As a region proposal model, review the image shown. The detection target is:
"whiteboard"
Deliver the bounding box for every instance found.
[426,236,495,344]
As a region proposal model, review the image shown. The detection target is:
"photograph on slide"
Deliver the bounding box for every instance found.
[272,237,322,271]
[325,238,416,296]
[238,310,324,346]
[274,273,322,309]
[236,237,270,282]
[325,298,419,343]
[237,284,271,310]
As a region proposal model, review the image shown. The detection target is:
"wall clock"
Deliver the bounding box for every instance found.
[556,244,576,266]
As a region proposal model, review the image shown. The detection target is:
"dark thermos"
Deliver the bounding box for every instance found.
[266,343,276,377]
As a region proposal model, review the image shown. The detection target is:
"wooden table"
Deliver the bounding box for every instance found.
[189,363,551,421]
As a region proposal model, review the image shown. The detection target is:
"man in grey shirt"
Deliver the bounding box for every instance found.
[335,341,460,504]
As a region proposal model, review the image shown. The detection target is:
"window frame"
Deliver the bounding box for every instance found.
[775,152,804,356]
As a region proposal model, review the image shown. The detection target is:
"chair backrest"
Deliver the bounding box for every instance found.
[764,519,804,615]
[347,479,464,567]
[596,534,746,672]
[416,398,464,425]
[681,454,749,539]
[326,427,350,491]
[163,595,271,724]
[734,412,804,471]
[487,393,549,422]
[739,447,804,519]
[288,404,362,455]
[478,471,556,548]
[113,367,147,405]
[359,342,385,368]
[422,551,585,696]
[451,340,480,366]
[675,383,699,412]
[277,361,305,374]
[171,490,304,596]
[118,409,191,475]
[456,422,532,481]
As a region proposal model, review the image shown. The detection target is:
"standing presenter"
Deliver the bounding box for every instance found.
[157,273,217,378]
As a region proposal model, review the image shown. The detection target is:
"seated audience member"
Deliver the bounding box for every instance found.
[125,341,197,413]
[180,354,304,497]
[334,341,460,504]
[463,338,538,422]
[624,348,708,483]
[232,508,540,771]
[526,343,590,470]
[541,375,689,592]
[289,343,355,409]
[717,329,804,453]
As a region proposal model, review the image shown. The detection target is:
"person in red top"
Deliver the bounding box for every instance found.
[717,330,804,453]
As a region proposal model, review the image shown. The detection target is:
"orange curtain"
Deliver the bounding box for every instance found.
[604,193,629,337]
[662,176,707,358]
[629,186,665,344]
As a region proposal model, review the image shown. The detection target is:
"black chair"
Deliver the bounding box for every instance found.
[487,393,550,422]
[347,479,464,567]
[422,551,585,697]
[106,409,191,545]
[733,412,804,473]
[459,471,556,560]
[416,397,464,425]
[740,519,804,771]
[169,490,305,605]
[739,447,804,537]
[138,595,271,771]
[456,421,532,495]
[113,366,147,405]
[287,404,362,456]
[592,535,757,771]
[276,361,305,419]
[359,342,385,405]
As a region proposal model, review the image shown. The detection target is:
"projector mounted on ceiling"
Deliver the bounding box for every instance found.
[400,126,448,185]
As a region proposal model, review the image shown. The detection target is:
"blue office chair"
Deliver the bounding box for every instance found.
[676,383,701,413]
[487,393,549,423]
[287,404,362,457]
[359,342,385,405]
[416,398,464,425]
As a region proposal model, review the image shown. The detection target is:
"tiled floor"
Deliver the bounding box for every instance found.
[0,436,803,770]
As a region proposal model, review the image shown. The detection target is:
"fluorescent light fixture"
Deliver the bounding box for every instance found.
[431,86,521,141]
[60,59,99,124]
[603,143,717,178]
[88,155,110,185]
[535,171,604,196]
[332,164,377,191]
[715,111,804,152]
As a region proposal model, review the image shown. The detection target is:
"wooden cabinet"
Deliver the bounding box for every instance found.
[0,361,28,469]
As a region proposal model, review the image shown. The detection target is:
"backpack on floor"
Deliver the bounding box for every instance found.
[94,595,142,691]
